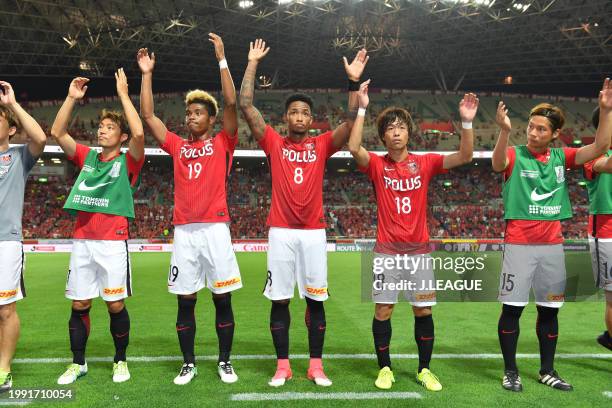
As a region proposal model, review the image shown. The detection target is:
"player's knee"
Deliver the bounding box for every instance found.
[605,290,612,303]
[72,299,92,311]
[536,305,558,321]
[179,293,197,301]
[212,292,231,302]
[412,306,432,317]
[374,304,394,320]
[271,300,290,320]
[502,303,525,319]
[0,303,16,322]
[272,299,290,306]
[105,300,124,314]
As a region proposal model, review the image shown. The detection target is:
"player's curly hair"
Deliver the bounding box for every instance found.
[0,106,19,138]
[185,89,218,117]
[376,107,414,145]
[284,93,314,113]
[100,109,129,136]
[529,103,565,131]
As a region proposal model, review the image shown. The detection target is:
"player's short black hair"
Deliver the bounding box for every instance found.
[529,103,565,131]
[376,107,414,144]
[592,106,599,129]
[284,93,314,113]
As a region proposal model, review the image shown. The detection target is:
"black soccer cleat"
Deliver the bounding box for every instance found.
[596,331,612,351]
[538,370,573,391]
[502,370,523,392]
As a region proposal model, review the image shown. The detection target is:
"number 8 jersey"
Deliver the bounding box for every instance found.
[360,152,447,255]
[160,130,236,225]
[259,125,339,229]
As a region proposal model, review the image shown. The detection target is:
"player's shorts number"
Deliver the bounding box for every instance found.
[501,272,515,292]
[168,266,179,282]
[294,167,303,184]
[188,163,202,179]
[394,197,411,214]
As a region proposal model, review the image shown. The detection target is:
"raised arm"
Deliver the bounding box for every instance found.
[115,68,145,162]
[491,101,512,173]
[0,81,46,157]
[209,33,237,137]
[347,80,371,168]
[239,39,270,142]
[443,93,478,169]
[50,77,89,158]
[332,49,370,148]
[137,48,168,145]
[575,78,612,166]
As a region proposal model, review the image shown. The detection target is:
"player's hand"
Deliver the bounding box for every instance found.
[115,68,129,97]
[343,48,369,82]
[137,48,156,74]
[209,33,225,62]
[248,39,270,62]
[598,77,612,112]
[68,77,89,100]
[358,79,370,109]
[0,81,17,106]
[459,92,479,122]
[495,101,511,132]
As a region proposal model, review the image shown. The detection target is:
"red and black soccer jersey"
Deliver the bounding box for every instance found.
[259,125,339,229]
[160,129,237,225]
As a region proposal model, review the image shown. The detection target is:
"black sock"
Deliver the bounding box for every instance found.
[214,294,235,363]
[176,297,197,365]
[270,301,290,359]
[305,297,326,358]
[69,307,90,365]
[536,305,559,375]
[372,318,392,369]
[109,307,130,363]
[498,304,524,372]
[414,314,434,372]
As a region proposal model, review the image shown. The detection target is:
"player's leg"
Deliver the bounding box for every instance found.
[203,223,242,383]
[58,241,97,385]
[413,306,441,392]
[296,228,331,387]
[601,294,612,350]
[373,303,395,390]
[591,238,612,350]
[533,244,571,391]
[169,224,204,385]
[497,244,536,392]
[265,227,297,387]
[0,241,24,393]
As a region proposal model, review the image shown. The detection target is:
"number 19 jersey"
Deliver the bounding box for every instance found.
[259,126,339,229]
[160,130,236,225]
[361,152,447,254]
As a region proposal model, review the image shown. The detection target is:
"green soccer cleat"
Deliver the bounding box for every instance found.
[57,363,87,385]
[416,368,442,392]
[0,371,12,394]
[375,366,395,390]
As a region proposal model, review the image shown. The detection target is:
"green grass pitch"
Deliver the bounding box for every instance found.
[4,252,611,407]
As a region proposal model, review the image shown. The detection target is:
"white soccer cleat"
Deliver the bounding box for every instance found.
[57,363,87,385]
[218,361,238,384]
[174,363,198,385]
[268,367,292,387]
[112,361,131,383]
[307,367,332,387]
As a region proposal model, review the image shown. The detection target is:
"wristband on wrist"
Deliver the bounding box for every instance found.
[357,107,366,117]
[461,121,473,129]
[219,59,228,69]
[348,79,360,91]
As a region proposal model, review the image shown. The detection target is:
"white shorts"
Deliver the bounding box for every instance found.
[66,240,132,302]
[589,237,612,293]
[263,227,328,301]
[0,241,25,305]
[168,223,242,295]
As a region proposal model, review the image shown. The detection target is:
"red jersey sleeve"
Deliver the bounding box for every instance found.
[67,143,91,169]
[258,125,280,155]
[562,147,579,169]
[159,131,182,156]
[503,146,516,179]
[360,152,381,180]
[583,155,607,180]
[126,151,145,187]
[219,129,238,153]
[426,153,448,177]
[321,131,340,159]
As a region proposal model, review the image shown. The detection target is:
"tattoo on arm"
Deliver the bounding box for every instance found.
[239,62,266,140]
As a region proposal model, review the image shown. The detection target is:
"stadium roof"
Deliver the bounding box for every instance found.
[2,0,610,96]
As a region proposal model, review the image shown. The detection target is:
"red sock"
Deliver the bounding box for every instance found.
[277,358,290,371]
[309,357,322,370]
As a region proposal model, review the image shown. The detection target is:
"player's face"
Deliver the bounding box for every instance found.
[284,101,313,136]
[526,115,558,149]
[186,103,215,137]
[383,119,409,151]
[97,118,127,148]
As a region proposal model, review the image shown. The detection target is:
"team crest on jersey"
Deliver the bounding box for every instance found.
[305,142,315,150]
[0,154,11,163]
[109,161,122,178]
[554,166,565,183]
[407,161,419,174]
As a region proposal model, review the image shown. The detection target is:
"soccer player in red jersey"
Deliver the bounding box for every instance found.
[583,106,612,351]
[138,33,241,385]
[348,81,478,391]
[239,39,368,387]
[51,69,145,384]
[491,79,612,392]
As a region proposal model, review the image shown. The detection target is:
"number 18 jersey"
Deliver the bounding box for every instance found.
[259,125,339,229]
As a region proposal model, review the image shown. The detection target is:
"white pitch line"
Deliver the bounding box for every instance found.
[230,392,422,401]
[0,402,31,406]
[603,391,612,398]
[12,353,612,364]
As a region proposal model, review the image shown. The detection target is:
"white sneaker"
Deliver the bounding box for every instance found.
[174,363,198,385]
[112,361,130,383]
[57,363,87,385]
[218,361,238,384]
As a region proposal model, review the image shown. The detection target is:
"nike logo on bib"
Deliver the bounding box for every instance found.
[78,180,113,191]
[530,187,562,202]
